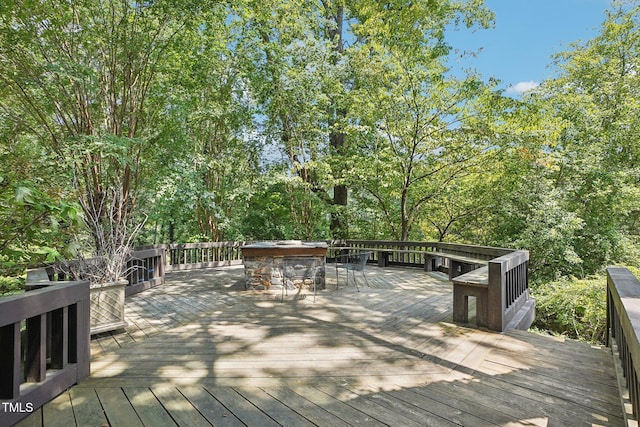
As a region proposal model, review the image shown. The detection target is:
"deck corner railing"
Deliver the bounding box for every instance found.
[336,240,531,332]
[606,266,640,421]
[488,250,531,331]
[0,276,90,426]
[46,246,167,298]
[126,246,166,296]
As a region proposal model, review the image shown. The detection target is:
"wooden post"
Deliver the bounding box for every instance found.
[68,297,91,380]
[0,322,21,399]
[488,259,506,332]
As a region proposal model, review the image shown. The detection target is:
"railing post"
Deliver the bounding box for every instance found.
[488,260,506,331]
[73,297,91,380]
[0,322,21,399]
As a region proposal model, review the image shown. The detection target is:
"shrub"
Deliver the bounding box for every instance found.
[531,275,606,344]
[0,275,24,297]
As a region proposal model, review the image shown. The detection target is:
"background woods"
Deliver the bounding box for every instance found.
[1,1,640,342]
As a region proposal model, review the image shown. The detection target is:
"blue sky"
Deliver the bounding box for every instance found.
[446,0,613,94]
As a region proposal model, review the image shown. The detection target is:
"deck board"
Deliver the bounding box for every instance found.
[67,387,109,427]
[122,387,177,427]
[21,265,625,426]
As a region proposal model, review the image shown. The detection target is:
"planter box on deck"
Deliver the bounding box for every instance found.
[89,279,128,335]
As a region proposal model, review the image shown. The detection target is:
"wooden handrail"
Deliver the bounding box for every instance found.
[607,267,640,421]
[0,277,90,425]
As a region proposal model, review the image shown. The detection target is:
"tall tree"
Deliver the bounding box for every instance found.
[0,0,190,255]
[236,0,494,240]
[528,2,640,273]
[343,1,495,241]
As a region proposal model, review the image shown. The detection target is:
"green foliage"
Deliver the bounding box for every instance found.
[531,276,607,344]
[2,0,640,343]
[240,171,330,241]
[0,177,81,276]
[0,275,24,297]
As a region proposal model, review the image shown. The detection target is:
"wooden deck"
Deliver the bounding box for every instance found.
[17,265,625,426]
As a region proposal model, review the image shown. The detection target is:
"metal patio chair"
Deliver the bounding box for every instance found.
[280,258,319,302]
[335,251,370,291]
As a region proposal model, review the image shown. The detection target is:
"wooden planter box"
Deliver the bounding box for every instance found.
[90,279,128,335]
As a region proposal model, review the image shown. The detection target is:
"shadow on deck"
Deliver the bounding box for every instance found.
[18,266,624,426]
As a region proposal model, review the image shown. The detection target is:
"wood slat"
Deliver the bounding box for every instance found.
[232,387,316,427]
[202,386,281,427]
[68,387,109,427]
[122,387,177,427]
[179,386,244,427]
[95,388,144,427]
[261,387,352,427]
[42,392,76,427]
[151,387,211,427]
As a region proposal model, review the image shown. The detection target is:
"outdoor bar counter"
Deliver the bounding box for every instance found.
[241,241,327,290]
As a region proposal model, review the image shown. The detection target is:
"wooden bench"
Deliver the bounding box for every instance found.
[451,266,489,327]
[424,251,488,280]
[375,249,425,267]
[331,247,427,268]
[332,248,487,278]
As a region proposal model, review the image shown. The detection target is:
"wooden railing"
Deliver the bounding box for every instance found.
[332,240,531,332]
[165,242,246,271]
[0,279,90,426]
[125,247,166,296]
[607,267,640,421]
[331,240,513,267]
[333,240,433,266]
[46,247,166,298]
[488,250,532,331]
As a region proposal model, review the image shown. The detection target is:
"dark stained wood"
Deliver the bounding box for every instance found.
[0,322,21,399]
[0,278,91,425]
[25,315,47,383]
[49,307,68,369]
[607,267,640,422]
[21,266,626,426]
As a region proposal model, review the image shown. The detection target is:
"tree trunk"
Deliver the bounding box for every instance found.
[327,5,348,239]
